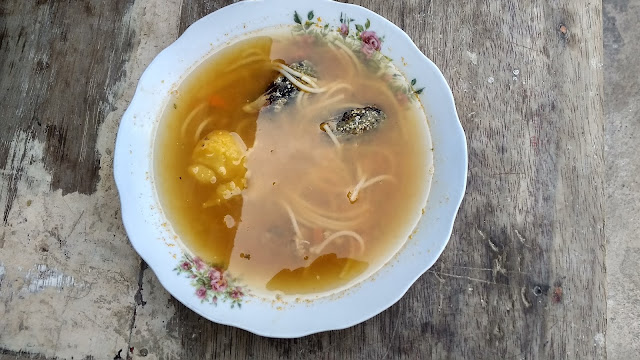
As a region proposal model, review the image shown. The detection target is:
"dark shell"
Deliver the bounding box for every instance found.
[334,106,386,136]
[265,60,316,112]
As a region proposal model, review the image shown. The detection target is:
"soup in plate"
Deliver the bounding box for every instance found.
[155,28,433,296]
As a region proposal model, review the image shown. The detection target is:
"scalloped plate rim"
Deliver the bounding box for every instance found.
[114,0,467,338]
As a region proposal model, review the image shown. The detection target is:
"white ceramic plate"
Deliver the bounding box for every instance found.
[114,0,467,338]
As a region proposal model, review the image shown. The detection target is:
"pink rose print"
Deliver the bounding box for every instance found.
[195,286,207,300]
[230,287,244,299]
[211,278,228,292]
[208,268,222,283]
[395,92,409,106]
[175,255,246,307]
[193,257,206,271]
[360,30,382,57]
[339,23,349,36]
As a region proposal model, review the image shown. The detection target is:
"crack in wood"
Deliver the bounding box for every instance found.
[125,259,148,360]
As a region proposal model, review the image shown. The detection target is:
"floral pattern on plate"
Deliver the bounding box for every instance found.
[293,10,424,103]
[175,255,246,308]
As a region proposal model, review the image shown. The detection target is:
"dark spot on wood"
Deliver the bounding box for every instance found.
[533,286,543,296]
[134,260,149,306]
[551,286,563,304]
[113,349,123,360]
[557,21,573,45]
[34,59,50,74]
[15,26,24,46]
[138,348,148,357]
[84,2,95,16]
[60,28,68,43]
[0,27,7,51]
[559,23,568,34]
[532,284,550,297]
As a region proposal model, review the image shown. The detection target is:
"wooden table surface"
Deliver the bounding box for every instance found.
[0,0,606,359]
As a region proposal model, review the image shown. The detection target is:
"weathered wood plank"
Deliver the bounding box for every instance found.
[167,0,606,359]
[603,0,640,357]
[0,0,134,222]
[0,0,142,358]
[0,0,605,358]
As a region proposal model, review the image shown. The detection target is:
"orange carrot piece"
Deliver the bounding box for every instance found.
[209,94,226,107]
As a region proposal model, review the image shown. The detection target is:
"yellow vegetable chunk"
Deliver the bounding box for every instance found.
[189,130,248,206]
[188,165,218,184]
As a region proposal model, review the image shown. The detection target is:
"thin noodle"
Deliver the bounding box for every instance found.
[282,202,308,253]
[289,194,367,220]
[361,174,395,189]
[301,173,352,195]
[275,68,326,93]
[194,117,212,142]
[322,123,341,149]
[310,230,365,255]
[309,94,346,113]
[347,177,367,203]
[339,241,358,278]
[333,40,363,72]
[295,209,362,231]
[300,91,310,108]
[295,91,306,106]
[327,44,347,68]
[325,83,352,98]
[348,175,394,203]
[327,43,355,78]
[228,55,270,72]
[353,146,396,171]
[180,102,207,138]
[330,103,367,112]
[274,63,319,87]
[243,94,268,113]
[242,48,265,58]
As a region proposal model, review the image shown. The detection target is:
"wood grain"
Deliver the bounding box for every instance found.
[170,0,606,359]
[0,0,135,222]
[0,0,606,358]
